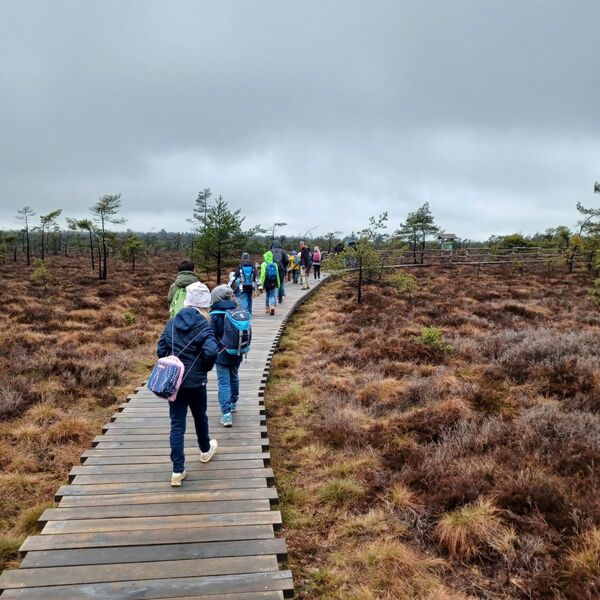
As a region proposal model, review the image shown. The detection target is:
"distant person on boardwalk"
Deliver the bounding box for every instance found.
[289,251,300,284]
[260,250,280,315]
[299,241,311,290]
[210,285,243,428]
[167,260,199,317]
[270,239,289,304]
[157,282,218,487]
[234,252,256,314]
[312,246,322,280]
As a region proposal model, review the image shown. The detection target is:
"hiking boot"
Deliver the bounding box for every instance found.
[230,402,237,412]
[199,439,218,463]
[220,413,233,427]
[270,307,275,315]
[171,470,186,487]
[265,306,270,314]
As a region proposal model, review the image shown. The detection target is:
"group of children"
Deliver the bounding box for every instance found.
[158,247,323,486]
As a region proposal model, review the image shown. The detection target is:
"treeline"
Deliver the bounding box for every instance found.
[2,187,599,287]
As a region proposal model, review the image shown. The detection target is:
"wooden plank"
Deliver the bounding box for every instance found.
[82,446,265,457]
[20,524,277,551]
[57,487,278,508]
[94,438,270,449]
[41,499,272,521]
[20,538,287,568]
[0,571,294,599]
[0,555,280,588]
[81,453,269,465]
[56,477,268,498]
[41,511,282,535]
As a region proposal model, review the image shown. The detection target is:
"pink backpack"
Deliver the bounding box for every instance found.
[312,251,321,263]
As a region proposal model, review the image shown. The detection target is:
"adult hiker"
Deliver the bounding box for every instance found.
[210,284,250,428]
[157,282,218,487]
[260,250,280,315]
[167,260,200,317]
[312,246,322,280]
[270,239,289,304]
[299,241,311,290]
[234,252,256,314]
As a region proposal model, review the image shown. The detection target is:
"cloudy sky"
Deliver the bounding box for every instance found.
[0,1,598,240]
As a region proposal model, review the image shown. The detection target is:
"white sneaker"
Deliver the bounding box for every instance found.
[171,470,186,487]
[200,439,218,463]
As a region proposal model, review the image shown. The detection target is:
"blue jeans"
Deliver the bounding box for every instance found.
[278,277,285,302]
[169,384,210,473]
[216,363,239,415]
[237,289,252,314]
[265,287,277,308]
[292,269,299,283]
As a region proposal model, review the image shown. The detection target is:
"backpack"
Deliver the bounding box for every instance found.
[212,308,252,356]
[272,247,283,267]
[169,287,186,318]
[265,262,278,288]
[148,322,203,401]
[241,264,254,287]
[312,251,321,263]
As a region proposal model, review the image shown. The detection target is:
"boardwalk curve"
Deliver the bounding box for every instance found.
[0,276,327,599]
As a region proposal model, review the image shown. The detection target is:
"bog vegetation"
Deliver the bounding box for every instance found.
[266,266,600,599]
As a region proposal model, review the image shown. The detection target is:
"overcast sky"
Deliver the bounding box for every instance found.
[0,1,598,240]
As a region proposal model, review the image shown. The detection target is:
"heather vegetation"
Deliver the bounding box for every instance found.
[266,266,600,599]
[0,254,177,570]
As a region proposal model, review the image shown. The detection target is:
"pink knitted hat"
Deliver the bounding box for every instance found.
[183,282,211,309]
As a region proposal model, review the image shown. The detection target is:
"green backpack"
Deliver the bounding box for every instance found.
[169,287,187,318]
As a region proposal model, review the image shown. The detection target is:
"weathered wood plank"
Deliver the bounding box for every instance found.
[20,523,277,551]
[41,499,272,521]
[0,570,294,599]
[0,555,280,589]
[20,538,287,568]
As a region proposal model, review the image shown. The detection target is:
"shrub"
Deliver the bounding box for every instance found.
[390,270,419,299]
[123,310,135,325]
[435,498,502,560]
[30,260,53,287]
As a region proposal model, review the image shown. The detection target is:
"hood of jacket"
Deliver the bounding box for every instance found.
[211,284,235,305]
[173,306,207,333]
[174,270,199,289]
[211,299,237,312]
[263,250,274,263]
[270,239,282,250]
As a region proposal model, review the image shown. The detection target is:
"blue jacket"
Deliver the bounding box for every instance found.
[157,307,217,387]
[210,299,244,366]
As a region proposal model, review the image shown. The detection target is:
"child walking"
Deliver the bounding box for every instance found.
[210,285,243,428]
[312,246,322,279]
[260,250,280,315]
[157,282,218,487]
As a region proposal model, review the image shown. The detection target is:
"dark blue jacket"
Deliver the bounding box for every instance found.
[210,299,244,367]
[157,307,217,387]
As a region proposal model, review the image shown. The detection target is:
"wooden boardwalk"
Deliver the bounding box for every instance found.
[0,276,327,599]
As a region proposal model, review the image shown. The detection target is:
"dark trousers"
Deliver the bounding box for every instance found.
[313,264,321,279]
[169,383,210,472]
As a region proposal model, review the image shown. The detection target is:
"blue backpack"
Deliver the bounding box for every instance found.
[241,264,254,287]
[212,308,252,356]
[265,262,278,288]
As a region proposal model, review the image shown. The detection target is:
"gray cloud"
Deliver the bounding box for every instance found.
[1,0,598,239]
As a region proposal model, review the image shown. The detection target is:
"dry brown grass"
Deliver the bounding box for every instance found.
[266,267,600,598]
[0,253,199,571]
